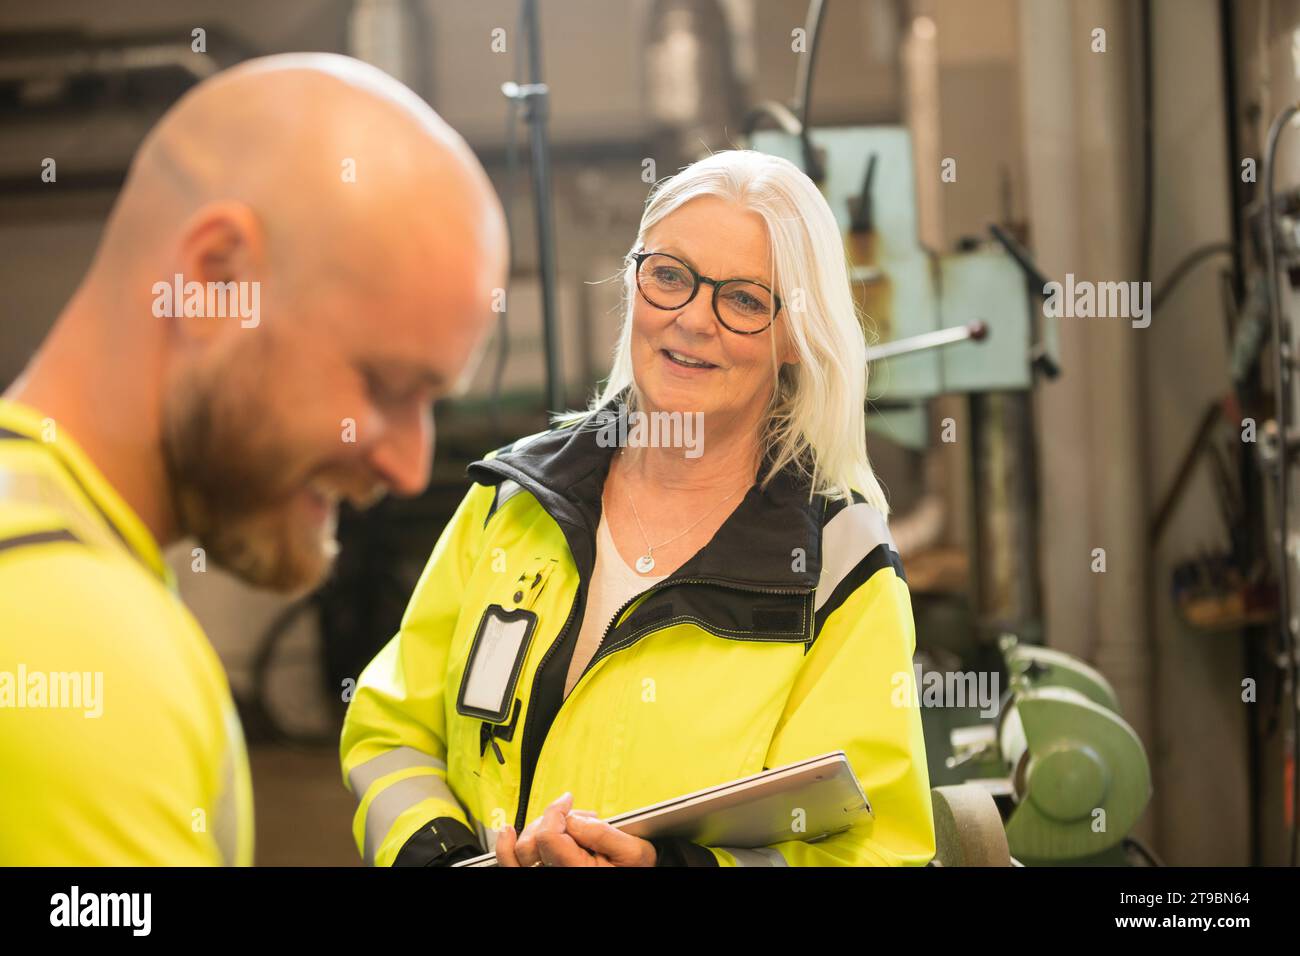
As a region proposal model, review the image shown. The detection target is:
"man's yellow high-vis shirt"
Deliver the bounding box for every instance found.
[0,399,253,865]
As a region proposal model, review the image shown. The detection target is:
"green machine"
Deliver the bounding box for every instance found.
[947,636,1154,865]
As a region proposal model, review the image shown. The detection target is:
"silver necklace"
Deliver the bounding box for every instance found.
[619,463,743,574]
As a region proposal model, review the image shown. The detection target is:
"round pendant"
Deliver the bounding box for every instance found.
[635,553,656,574]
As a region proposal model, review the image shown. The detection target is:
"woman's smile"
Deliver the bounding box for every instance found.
[660,347,720,372]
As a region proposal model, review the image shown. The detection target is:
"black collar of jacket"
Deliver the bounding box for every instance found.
[466,406,824,591]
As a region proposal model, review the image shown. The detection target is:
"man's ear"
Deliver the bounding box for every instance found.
[185,200,264,282]
[166,200,265,343]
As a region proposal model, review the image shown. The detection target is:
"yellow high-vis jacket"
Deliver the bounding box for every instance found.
[340,419,935,866]
[0,399,253,866]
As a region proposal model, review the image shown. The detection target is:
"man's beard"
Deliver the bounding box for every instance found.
[161,374,377,593]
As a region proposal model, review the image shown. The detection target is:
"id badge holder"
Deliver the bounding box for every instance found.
[456,604,539,723]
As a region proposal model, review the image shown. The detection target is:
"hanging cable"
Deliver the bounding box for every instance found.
[793,0,827,184]
[1150,242,1234,313]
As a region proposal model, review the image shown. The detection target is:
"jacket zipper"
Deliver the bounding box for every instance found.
[512,582,585,833]
[511,575,811,832]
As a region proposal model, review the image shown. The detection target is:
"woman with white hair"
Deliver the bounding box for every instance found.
[341,149,936,867]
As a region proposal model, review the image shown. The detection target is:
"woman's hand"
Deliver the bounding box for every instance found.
[495,791,657,867]
[496,792,591,866]
[563,813,658,866]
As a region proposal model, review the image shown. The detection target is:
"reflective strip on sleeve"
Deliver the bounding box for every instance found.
[467,807,492,852]
[347,746,448,799]
[724,846,788,867]
[362,773,458,866]
[214,703,253,866]
[816,502,898,612]
[214,735,239,866]
[494,480,524,512]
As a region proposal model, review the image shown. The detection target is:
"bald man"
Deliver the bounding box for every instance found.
[0,54,506,865]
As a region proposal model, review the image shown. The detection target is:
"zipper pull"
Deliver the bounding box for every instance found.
[490,735,506,764]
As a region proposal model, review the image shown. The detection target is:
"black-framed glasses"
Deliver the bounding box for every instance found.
[630,250,782,335]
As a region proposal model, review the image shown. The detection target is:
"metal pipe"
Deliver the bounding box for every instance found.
[969,391,1042,645]
[521,0,564,413]
[866,319,986,363]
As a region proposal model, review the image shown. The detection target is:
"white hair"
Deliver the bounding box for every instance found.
[574,149,889,515]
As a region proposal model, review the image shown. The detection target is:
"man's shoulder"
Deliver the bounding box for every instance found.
[0,528,219,695]
[0,532,237,865]
[0,521,174,611]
